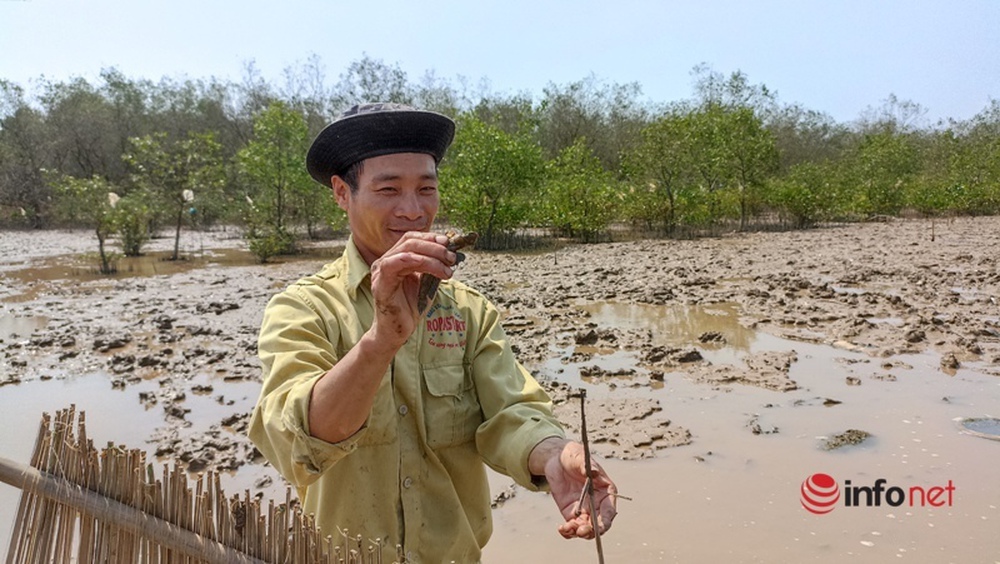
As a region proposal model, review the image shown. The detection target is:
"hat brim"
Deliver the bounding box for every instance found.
[306,110,456,188]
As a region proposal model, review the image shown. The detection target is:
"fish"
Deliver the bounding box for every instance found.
[417,230,478,313]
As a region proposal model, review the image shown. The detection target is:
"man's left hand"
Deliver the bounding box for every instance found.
[528,437,618,539]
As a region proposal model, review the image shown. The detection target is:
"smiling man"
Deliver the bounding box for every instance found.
[249,103,616,563]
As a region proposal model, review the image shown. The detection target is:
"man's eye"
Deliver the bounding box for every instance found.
[421,186,438,193]
[377,186,397,193]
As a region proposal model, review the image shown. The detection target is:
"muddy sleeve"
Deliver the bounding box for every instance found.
[248,288,365,487]
[470,296,566,491]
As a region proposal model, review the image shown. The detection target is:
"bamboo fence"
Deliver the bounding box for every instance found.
[0,407,399,564]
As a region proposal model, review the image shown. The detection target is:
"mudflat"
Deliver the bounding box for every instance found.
[1,216,998,562]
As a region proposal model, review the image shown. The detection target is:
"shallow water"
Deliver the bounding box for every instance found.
[488,345,1000,562]
[0,371,288,558]
[580,301,755,351]
[0,313,48,342]
[488,300,1000,563]
[3,246,340,284]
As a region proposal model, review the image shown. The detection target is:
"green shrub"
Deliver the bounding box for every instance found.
[247,227,296,263]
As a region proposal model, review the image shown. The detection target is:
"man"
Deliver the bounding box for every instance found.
[249,103,616,563]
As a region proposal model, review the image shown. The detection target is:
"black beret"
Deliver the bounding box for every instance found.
[306,103,456,187]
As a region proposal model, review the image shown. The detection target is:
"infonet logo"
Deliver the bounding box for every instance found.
[801,473,956,515]
[801,473,840,514]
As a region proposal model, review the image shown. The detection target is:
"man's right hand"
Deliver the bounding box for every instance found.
[368,231,457,350]
[308,231,456,443]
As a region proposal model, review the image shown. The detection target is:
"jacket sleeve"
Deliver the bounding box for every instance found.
[469,294,566,491]
[248,287,367,487]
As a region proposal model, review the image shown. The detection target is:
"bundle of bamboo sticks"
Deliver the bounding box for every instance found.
[0,407,399,564]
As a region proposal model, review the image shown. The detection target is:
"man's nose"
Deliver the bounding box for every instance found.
[395,192,424,220]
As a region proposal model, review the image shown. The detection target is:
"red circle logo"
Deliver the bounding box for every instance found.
[801,473,840,514]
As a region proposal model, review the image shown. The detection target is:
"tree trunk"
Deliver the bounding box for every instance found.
[739,183,748,232]
[485,199,498,249]
[666,190,676,235]
[97,229,112,275]
[172,206,183,261]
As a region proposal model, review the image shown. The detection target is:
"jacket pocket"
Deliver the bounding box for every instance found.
[422,362,482,449]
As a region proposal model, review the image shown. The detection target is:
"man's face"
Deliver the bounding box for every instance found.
[333,152,440,264]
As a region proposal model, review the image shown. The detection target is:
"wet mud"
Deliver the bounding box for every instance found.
[2,217,1000,562]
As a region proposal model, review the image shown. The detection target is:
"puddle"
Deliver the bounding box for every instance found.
[570,300,784,371]
[0,372,162,459]
[949,287,984,301]
[5,246,340,283]
[541,348,646,390]
[538,300,816,395]
[579,301,756,351]
[957,416,1000,440]
[0,313,48,342]
[0,245,344,301]
[541,301,837,397]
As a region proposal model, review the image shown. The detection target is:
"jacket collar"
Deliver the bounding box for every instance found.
[343,236,372,299]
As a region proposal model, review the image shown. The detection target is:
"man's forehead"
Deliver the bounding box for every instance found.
[359,152,438,180]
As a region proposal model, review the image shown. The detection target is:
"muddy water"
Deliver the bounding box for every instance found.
[579,300,755,365]
[0,314,48,342]
[486,299,1000,562]
[2,246,339,294]
[488,334,1000,562]
[0,371,287,552]
[0,373,164,543]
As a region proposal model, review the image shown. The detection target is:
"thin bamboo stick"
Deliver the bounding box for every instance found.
[30,413,63,563]
[577,389,605,564]
[6,413,48,564]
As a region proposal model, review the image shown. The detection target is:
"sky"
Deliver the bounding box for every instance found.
[1,0,998,125]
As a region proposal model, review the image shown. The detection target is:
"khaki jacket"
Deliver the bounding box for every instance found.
[249,238,564,563]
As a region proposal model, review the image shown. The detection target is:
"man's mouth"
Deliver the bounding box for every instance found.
[388,227,428,235]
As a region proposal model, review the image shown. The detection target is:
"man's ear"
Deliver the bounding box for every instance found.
[331,176,350,212]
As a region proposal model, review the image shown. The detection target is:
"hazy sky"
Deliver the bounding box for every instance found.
[2,0,998,124]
